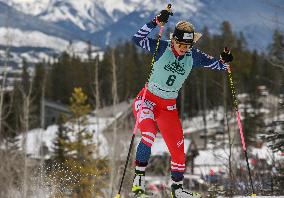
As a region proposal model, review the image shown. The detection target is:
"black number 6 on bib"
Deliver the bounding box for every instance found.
[166,75,176,86]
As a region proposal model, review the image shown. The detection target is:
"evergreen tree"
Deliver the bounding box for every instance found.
[53,87,108,197]
[242,94,265,146]
[268,30,284,63]
[48,53,70,103]
[20,58,38,129]
[4,58,34,134]
[6,82,23,135]
[265,121,284,152]
[99,48,114,106]
[119,42,145,100]
[32,63,46,127]
[52,114,69,163]
[48,114,70,197]
[236,32,247,52]
[196,26,212,52]
[267,30,284,95]
[220,21,236,50]
[47,52,94,105]
[21,58,30,95]
[249,50,260,93]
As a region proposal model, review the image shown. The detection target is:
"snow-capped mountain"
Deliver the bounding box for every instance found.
[0,1,97,66]
[91,0,284,50]
[0,0,283,65]
[1,0,143,33]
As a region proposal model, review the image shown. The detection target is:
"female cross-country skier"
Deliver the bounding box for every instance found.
[131,8,233,198]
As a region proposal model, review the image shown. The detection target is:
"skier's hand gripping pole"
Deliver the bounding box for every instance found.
[226,57,256,196]
[115,4,172,198]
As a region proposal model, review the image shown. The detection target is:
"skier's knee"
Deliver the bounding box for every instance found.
[141,131,156,147]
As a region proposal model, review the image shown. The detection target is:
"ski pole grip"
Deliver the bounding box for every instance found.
[166,3,172,11]
[159,4,172,27]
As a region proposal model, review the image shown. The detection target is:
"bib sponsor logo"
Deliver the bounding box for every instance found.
[167,104,177,111]
[164,60,186,75]
[135,98,155,110]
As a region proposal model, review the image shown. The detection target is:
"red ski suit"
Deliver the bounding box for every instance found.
[133,87,186,172]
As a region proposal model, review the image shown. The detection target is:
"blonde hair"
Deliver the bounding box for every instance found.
[175,21,195,32]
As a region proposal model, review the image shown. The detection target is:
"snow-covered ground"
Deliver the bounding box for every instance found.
[183,107,226,134]
[18,109,124,159]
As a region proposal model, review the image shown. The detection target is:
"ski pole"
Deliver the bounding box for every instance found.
[115,4,172,198]
[227,64,256,196]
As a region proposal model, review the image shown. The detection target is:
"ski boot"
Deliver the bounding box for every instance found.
[171,183,201,198]
[132,172,147,197]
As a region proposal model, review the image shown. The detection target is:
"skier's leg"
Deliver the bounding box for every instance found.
[132,96,158,195]
[157,109,201,198]
[156,109,185,181]
[133,96,158,165]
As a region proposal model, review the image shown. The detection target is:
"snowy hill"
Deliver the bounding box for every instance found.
[0,1,99,66]
[0,0,283,65]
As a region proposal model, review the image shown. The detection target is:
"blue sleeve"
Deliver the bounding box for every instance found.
[192,48,228,71]
[132,21,168,56]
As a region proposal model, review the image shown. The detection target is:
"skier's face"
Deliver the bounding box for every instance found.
[173,39,191,55]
